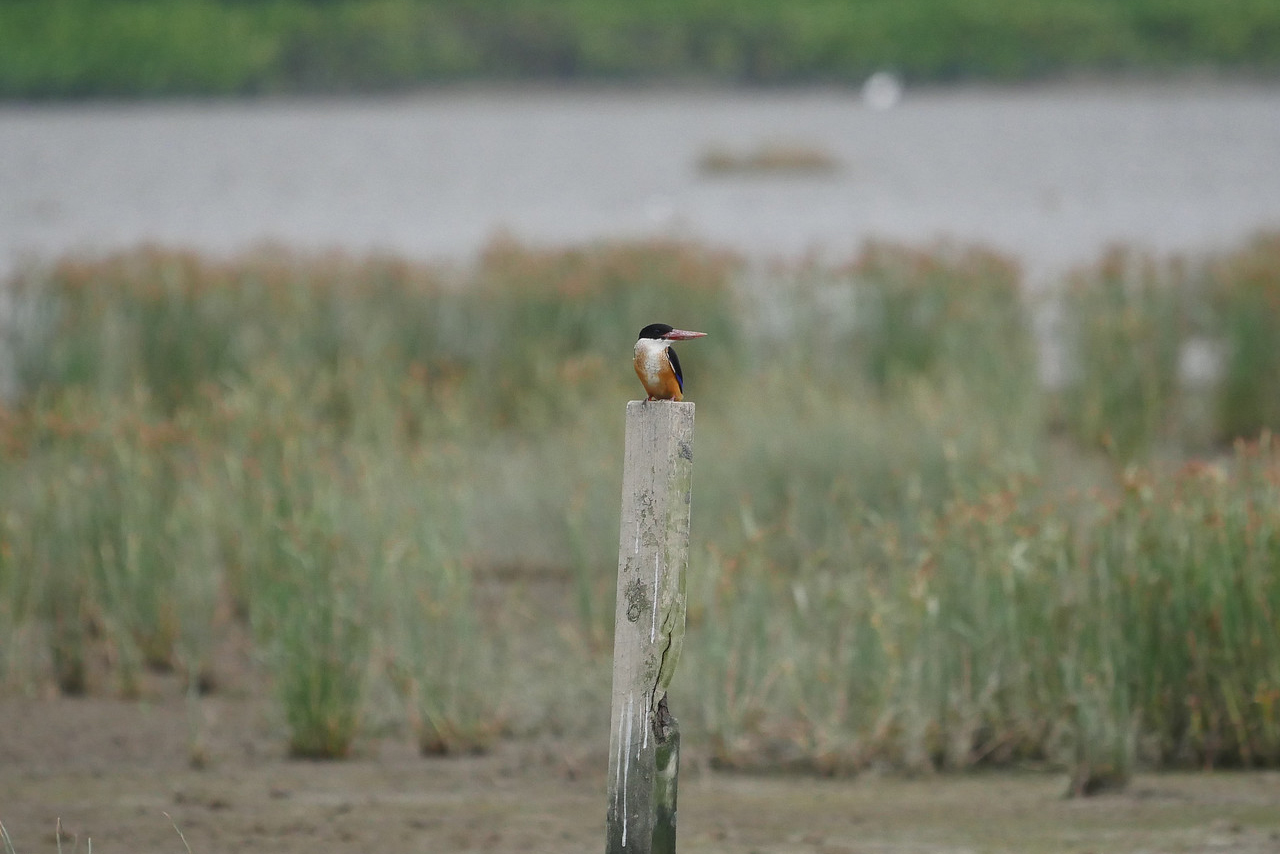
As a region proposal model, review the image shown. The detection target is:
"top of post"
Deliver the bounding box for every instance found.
[627,400,696,412]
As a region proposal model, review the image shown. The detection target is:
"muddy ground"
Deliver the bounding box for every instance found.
[3,690,1280,854]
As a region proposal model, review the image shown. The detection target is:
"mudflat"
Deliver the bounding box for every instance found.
[3,692,1279,854]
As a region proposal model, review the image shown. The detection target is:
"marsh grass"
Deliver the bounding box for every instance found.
[848,243,1034,408]
[1060,247,1187,460]
[1208,234,1280,442]
[0,397,206,695]
[251,449,372,760]
[3,234,1280,780]
[691,440,1280,779]
[1061,234,1280,455]
[394,556,505,755]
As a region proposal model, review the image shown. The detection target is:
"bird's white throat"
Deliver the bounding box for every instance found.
[634,337,671,383]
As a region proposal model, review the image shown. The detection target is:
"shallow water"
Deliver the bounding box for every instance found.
[2,83,1280,283]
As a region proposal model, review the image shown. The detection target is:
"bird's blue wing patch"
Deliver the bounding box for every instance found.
[668,346,684,391]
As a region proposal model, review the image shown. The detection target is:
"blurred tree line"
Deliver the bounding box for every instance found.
[1,0,1278,98]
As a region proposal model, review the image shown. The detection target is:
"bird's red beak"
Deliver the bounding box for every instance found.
[663,329,707,341]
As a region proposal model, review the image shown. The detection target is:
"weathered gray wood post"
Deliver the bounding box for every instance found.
[605,400,694,854]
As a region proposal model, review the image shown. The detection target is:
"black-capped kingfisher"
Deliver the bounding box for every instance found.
[634,323,707,401]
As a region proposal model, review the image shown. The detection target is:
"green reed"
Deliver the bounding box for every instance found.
[356,436,506,756]
[687,437,1280,780]
[1059,247,1188,460]
[0,396,207,695]
[1060,234,1280,454]
[1207,234,1280,442]
[4,234,1280,778]
[388,539,504,755]
[205,360,504,758]
[242,438,372,759]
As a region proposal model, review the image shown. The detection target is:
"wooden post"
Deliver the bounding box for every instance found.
[605,400,694,854]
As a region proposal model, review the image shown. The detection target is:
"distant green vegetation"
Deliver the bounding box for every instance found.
[2,0,1279,98]
[3,234,1280,784]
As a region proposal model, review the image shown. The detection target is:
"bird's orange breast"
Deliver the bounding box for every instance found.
[634,349,683,401]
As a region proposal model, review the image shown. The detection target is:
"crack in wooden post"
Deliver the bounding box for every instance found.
[605,400,694,854]
[651,696,680,854]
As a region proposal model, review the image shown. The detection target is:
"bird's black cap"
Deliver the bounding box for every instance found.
[638,323,674,340]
